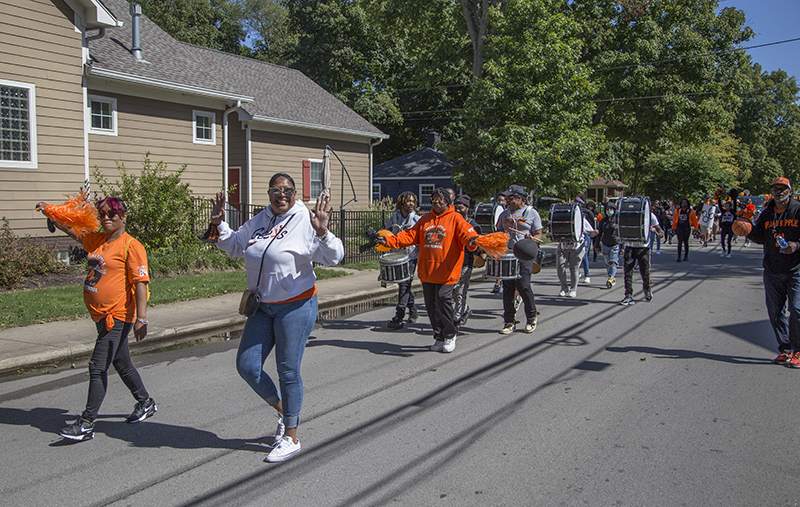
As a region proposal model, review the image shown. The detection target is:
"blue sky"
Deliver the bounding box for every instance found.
[721,0,800,80]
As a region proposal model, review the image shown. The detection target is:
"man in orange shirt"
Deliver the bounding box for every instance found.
[377,187,478,353]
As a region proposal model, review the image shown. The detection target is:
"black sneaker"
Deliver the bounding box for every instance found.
[387,316,404,330]
[60,417,94,441]
[491,283,501,294]
[126,398,157,423]
[407,307,418,323]
[620,295,635,306]
[644,288,653,301]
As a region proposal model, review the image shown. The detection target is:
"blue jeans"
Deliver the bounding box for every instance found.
[236,295,317,429]
[580,234,592,277]
[763,270,800,352]
[649,230,661,252]
[601,243,620,279]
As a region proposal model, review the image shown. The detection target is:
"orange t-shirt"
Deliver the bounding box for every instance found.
[82,232,149,327]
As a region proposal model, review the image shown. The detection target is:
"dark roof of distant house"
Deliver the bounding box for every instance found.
[589,178,628,188]
[373,147,453,179]
[86,0,385,139]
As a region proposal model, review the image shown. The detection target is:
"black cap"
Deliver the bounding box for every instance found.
[454,194,471,208]
[500,184,526,197]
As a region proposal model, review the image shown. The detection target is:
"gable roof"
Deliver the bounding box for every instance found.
[373,147,453,179]
[86,0,386,140]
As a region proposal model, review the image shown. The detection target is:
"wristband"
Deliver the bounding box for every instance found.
[137,318,148,325]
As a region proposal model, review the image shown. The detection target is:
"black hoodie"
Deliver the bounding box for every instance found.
[748,197,800,272]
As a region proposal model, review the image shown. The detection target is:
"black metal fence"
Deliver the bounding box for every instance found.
[192,198,391,263]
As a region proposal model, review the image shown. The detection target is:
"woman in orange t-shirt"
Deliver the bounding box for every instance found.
[35,197,156,442]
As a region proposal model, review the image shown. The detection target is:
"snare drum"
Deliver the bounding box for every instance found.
[616,196,651,246]
[549,203,582,243]
[379,252,411,283]
[485,251,519,280]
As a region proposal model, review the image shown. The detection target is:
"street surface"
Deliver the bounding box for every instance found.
[1,241,796,506]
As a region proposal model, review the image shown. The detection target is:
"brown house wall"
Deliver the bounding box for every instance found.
[87,93,224,199]
[0,0,85,236]
[249,130,370,210]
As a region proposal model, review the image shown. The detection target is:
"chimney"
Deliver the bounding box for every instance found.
[426,131,441,148]
[130,3,143,60]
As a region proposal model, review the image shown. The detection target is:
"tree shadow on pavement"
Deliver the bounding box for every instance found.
[307,338,429,357]
[0,406,269,452]
[605,345,768,365]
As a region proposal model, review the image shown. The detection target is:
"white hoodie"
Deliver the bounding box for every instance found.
[216,201,344,303]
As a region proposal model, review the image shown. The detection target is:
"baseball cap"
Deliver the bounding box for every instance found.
[500,184,526,197]
[772,177,792,189]
[454,194,471,208]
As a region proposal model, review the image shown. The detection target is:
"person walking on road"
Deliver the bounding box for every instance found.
[579,198,597,283]
[697,195,717,247]
[556,196,597,298]
[377,187,478,353]
[207,172,344,463]
[496,185,544,334]
[35,197,157,442]
[620,207,665,306]
[384,191,420,329]
[718,197,737,258]
[452,194,482,326]
[746,177,800,367]
[672,198,698,262]
[596,202,621,289]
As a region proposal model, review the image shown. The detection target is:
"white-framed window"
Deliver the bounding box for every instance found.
[308,158,323,198]
[372,183,381,202]
[193,110,216,145]
[419,184,434,204]
[88,95,117,136]
[0,79,37,168]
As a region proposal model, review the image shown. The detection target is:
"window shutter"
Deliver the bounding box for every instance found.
[302,160,311,201]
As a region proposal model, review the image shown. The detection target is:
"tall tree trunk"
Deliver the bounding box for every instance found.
[460,0,499,80]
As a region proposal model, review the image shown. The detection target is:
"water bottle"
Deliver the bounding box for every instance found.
[777,235,788,248]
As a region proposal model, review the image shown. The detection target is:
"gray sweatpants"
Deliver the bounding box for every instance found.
[556,243,586,292]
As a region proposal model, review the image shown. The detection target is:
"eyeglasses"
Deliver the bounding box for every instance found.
[772,186,790,193]
[430,197,445,204]
[268,187,295,198]
[98,210,118,219]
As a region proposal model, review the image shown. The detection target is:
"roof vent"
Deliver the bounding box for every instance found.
[130,3,143,60]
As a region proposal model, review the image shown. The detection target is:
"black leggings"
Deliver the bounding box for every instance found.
[720,228,733,254]
[82,319,149,421]
[676,229,690,259]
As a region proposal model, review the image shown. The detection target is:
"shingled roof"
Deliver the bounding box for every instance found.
[373,147,453,179]
[87,0,386,139]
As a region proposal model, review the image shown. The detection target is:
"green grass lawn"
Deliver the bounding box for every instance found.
[0,267,351,329]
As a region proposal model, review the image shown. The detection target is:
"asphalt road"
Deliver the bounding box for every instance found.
[1,241,796,507]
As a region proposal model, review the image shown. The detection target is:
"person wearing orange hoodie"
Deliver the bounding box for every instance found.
[377,187,478,353]
[671,198,699,262]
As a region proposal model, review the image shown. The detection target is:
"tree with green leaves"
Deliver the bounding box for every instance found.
[569,0,754,193]
[642,147,736,203]
[228,0,296,65]
[444,0,604,200]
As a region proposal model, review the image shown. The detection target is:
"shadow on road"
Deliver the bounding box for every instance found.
[605,345,768,365]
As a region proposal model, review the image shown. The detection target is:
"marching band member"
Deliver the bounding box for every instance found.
[496,185,543,334]
[384,191,420,329]
[556,195,597,298]
[377,187,478,353]
[620,203,664,306]
[453,194,483,326]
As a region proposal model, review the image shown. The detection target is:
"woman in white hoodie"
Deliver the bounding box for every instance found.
[208,172,344,463]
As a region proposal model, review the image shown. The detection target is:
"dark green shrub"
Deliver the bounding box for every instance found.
[0,218,66,290]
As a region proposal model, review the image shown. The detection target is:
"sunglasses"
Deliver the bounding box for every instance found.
[98,209,118,219]
[268,187,295,198]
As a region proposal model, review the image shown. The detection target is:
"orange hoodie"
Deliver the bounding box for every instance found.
[672,207,699,230]
[385,206,477,284]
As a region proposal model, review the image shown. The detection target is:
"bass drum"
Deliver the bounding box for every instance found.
[616,196,651,246]
[473,202,499,233]
[549,203,582,243]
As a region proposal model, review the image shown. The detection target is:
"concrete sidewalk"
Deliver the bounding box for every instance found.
[0,244,557,374]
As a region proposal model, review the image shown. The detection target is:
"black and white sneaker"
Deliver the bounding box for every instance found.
[620,295,635,306]
[644,288,653,301]
[60,417,94,441]
[126,398,157,423]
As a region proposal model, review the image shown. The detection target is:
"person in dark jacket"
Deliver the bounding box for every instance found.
[452,194,482,325]
[595,202,621,288]
[747,177,800,367]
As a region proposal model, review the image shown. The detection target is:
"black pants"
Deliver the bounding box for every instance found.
[502,259,537,324]
[82,319,149,421]
[676,228,690,259]
[720,228,733,254]
[453,265,473,322]
[422,282,457,342]
[394,259,417,318]
[623,246,651,296]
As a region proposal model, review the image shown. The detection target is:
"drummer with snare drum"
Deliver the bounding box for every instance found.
[496,185,543,335]
[385,191,421,330]
[555,195,598,299]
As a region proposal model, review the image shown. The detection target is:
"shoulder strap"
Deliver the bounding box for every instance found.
[254,214,295,290]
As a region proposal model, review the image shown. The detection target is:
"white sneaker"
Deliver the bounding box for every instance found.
[266,436,301,463]
[273,415,285,443]
[726,253,732,258]
[443,337,456,353]
[656,250,661,255]
[558,290,567,297]
[500,322,517,334]
[568,290,577,298]
[430,340,444,352]
[524,318,537,333]
[583,277,591,284]
[720,252,726,258]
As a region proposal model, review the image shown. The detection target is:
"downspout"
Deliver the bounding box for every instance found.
[82,28,108,193]
[369,137,383,202]
[223,101,241,198]
[246,124,252,216]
